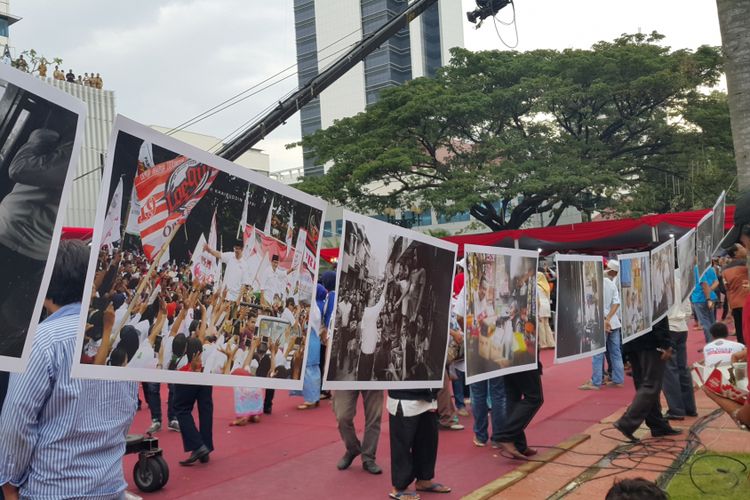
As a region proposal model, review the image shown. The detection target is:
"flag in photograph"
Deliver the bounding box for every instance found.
[134,156,218,260]
[137,141,154,173]
[237,188,248,239]
[191,234,218,285]
[124,184,140,235]
[264,197,274,234]
[208,209,221,283]
[101,177,123,246]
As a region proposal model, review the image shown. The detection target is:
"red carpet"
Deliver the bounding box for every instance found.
[125,325,711,499]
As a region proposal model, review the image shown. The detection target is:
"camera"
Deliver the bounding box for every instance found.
[466,0,511,25]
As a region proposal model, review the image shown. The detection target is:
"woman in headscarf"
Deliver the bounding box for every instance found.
[293,289,324,409]
[537,270,555,349]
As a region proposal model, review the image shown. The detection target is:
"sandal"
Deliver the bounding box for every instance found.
[416,483,451,493]
[297,401,320,410]
[389,492,420,500]
[230,417,249,426]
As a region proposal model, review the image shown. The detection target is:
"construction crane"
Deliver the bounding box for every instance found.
[216,0,511,162]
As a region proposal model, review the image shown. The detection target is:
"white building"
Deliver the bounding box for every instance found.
[0,1,20,48]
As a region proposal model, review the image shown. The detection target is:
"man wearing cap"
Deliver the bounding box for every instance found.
[580,259,625,390]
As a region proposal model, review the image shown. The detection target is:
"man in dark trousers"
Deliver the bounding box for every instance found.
[614,317,681,441]
[493,367,543,459]
[387,388,451,498]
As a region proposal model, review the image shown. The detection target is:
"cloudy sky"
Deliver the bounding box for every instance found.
[8,0,722,172]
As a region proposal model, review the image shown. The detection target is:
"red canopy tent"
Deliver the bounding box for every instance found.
[317,207,735,263]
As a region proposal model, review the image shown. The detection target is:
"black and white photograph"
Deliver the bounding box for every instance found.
[323,210,457,390]
[676,229,696,303]
[617,252,652,343]
[71,117,326,390]
[711,191,726,253]
[0,64,86,372]
[554,255,605,364]
[650,239,676,323]
[695,212,713,276]
[463,245,538,384]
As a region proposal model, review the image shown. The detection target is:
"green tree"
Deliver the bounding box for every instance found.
[17,49,63,75]
[297,33,726,231]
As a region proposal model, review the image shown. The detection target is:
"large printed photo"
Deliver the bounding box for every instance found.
[650,239,675,323]
[695,212,713,276]
[71,117,326,389]
[463,245,538,384]
[676,229,696,303]
[0,65,86,372]
[617,252,652,343]
[554,255,605,364]
[323,211,457,390]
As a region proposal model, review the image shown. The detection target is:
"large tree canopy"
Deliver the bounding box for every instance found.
[296,33,729,231]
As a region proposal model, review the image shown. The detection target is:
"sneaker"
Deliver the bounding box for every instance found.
[578,381,600,390]
[473,437,486,447]
[146,420,162,433]
[168,420,180,432]
[457,408,470,417]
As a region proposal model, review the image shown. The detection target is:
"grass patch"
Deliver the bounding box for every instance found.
[665,452,750,499]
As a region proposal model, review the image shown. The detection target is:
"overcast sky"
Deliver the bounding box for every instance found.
[8,0,723,172]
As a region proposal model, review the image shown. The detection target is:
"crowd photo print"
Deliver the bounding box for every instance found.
[617,252,652,343]
[323,210,457,390]
[650,239,676,323]
[554,255,605,363]
[676,229,696,303]
[463,245,539,383]
[71,117,326,390]
[0,64,86,371]
[695,212,713,275]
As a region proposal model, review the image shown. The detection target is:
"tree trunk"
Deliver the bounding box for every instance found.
[717,0,750,191]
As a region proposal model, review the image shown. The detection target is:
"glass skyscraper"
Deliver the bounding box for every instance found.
[293,0,463,176]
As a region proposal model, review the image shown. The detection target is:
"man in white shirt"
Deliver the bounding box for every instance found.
[580,259,624,390]
[704,322,745,366]
[662,270,698,420]
[260,254,291,306]
[358,290,385,381]
[203,240,245,301]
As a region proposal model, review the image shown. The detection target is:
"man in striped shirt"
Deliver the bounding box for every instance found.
[0,240,138,499]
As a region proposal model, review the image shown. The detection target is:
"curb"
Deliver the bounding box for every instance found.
[461,433,591,500]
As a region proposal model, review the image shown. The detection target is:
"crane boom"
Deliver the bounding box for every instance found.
[215,0,440,161]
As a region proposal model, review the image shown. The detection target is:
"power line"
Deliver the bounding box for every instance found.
[165,26,363,136]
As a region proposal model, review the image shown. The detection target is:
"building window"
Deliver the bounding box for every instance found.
[0,20,8,38]
[323,221,333,237]
[421,2,441,77]
[335,219,343,235]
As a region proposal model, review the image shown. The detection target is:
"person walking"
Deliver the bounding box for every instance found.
[662,270,698,420]
[174,337,214,465]
[580,259,625,390]
[613,318,681,442]
[387,388,451,499]
[332,390,384,474]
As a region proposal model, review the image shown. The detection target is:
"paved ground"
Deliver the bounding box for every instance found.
[124,322,724,499]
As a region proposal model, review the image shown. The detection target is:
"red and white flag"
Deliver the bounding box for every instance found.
[135,155,218,260]
[102,177,123,246]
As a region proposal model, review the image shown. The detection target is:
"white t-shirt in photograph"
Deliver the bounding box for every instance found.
[128,339,158,369]
[221,252,246,301]
[703,338,745,367]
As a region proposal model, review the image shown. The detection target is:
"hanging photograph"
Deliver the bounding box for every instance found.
[71,116,326,390]
[617,252,652,343]
[695,212,713,276]
[323,210,457,390]
[463,245,538,384]
[0,65,87,372]
[676,229,696,303]
[711,191,726,253]
[650,239,676,323]
[554,255,605,364]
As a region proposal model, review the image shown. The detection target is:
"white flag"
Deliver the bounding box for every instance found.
[124,184,140,235]
[263,197,274,235]
[102,177,123,246]
[208,209,221,284]
[237,188,249,239]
